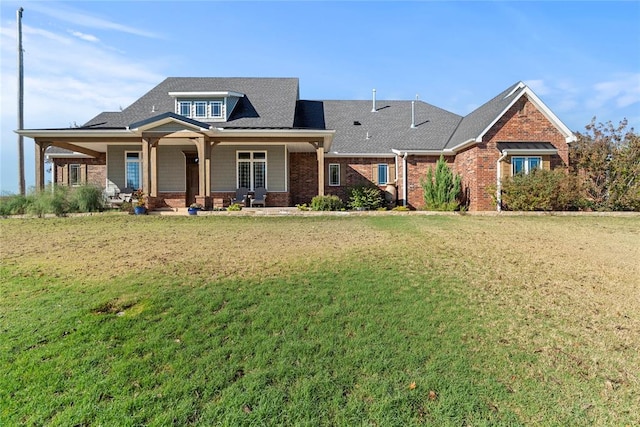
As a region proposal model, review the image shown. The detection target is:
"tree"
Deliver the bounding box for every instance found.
[571,118,639,211]
[420,155,462,211]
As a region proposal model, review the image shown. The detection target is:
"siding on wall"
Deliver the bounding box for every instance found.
[211,145,286,191]
[158,145,191,192]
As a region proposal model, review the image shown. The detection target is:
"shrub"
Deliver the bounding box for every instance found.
[0,194,28,216]
[348,185,384,210]
[311,195,344,211]
[391,205,410,211]
[71,185,104,212]
[500,169,586,211]
[227,203,242,211]
[420,155,462,211]
[296,203,309,211]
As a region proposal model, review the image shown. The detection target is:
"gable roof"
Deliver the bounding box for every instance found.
[82,77,300,129]
[445,81,576,149]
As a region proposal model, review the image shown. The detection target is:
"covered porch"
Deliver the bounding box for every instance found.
[22,114,334,210]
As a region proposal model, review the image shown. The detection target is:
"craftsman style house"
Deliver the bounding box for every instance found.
[19,78,575,211]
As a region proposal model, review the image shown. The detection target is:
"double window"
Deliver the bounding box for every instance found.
[125,151,142,189]
[176,99,225,119]
[512,156,541,176]
[237,151,267,190]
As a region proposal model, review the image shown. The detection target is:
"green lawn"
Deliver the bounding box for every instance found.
[1,214,638,425]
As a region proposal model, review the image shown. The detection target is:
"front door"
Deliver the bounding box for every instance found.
[185,153,199,206]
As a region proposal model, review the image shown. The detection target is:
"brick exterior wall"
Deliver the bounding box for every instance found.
[405,156,442,209]
[289,153,318,206]
[289,153,397,206]
[53,155,106,188]
[453,96,570,211]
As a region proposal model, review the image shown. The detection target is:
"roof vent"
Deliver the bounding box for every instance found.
[151,105,156,113]
[371,89,377,113]
[353,121,361,126]
[411,101,416,129]
[366,131,371,140]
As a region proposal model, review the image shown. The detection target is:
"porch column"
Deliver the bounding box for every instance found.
[34,139,50,191]
[142,137,151,195]
[150,139,159,197]
[194,136,212,209]
[316,142,325,196]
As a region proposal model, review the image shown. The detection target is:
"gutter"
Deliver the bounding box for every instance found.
[496,150,508,212]
[402,152,409,207]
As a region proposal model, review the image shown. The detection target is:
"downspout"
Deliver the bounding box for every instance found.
[496,150,508,212]
[403,152,408,207]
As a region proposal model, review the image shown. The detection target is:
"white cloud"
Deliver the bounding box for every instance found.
[69,30,99,43]
[524,79,551,96]
[589,73,640,109]
[0,18,166,192]
[26,2,162,39]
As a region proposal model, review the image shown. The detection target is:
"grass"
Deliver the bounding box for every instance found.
[1,214,638,425]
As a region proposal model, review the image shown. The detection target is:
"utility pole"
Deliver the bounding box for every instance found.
[17,7,25,195]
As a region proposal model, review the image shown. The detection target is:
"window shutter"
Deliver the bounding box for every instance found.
[325,164,330,186]
[372,164,379,185]
[81,164,87,184]
[340,163,346,186]
[62,164,68,186]
[388,164,396,184]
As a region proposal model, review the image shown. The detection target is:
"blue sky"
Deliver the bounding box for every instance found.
[1,1,639,193]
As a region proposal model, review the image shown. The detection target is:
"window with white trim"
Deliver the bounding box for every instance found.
[512,156,542,176]
[125,151,142,189]
[377,164,389,185]
[69,164,81,186]
[179,101,191,116]
[194,101,207,118]
[329,164,340,186]
[176,98,226,120]
[237,151,267,190]
[210,101,223,118]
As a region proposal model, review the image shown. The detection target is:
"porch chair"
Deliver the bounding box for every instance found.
[250,187,267,207]
[231,187,249,207]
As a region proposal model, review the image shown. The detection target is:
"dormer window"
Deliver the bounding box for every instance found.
[169,91,244,122]
[194,101,207,118]
[210,101,223,118]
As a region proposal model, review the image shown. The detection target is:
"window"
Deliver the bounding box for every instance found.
[512,156,542,175]
[237,151,267,190]
[176,99,226,119]
[210,101,223,118]
[329,164,340,186]
[194,101,207,118]
[378,164,389,185]
[125,151,142,189]
[179,101,191,116]
[69,164,81,186]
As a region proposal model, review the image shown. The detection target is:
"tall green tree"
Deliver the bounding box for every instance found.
[420,155,462,211]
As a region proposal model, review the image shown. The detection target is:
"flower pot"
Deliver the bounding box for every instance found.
[188,207,199,216]
[134,206,146,215]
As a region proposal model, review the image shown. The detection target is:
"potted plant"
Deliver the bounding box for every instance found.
[188,202,202,215]
[133,189,146,215]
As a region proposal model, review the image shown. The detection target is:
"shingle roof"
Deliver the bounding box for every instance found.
[320,100,462,154]
[82,77,300,129]
[445,82,525,149]
[78,78,532,155]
